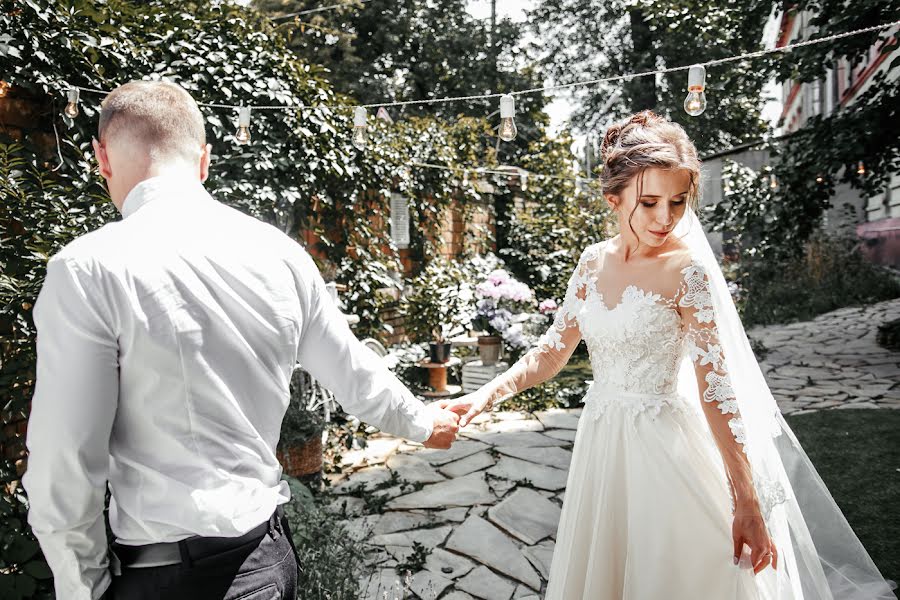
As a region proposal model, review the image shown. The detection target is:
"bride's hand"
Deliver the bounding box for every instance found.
[441,389,494,427]
[733,504,778,574]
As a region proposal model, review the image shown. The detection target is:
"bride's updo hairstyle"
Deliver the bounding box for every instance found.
[599,110,702,243]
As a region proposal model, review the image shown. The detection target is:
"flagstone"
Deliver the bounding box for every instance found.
[386,453,447,484]
[488,488,561,545]
[522,540,556,579]
[416,439,490,466]
[369,525,452,549]
[433,506,469,522]
[464,431,568,447]
[455,566,516,600]
[409,569,453,599]
[438,451,497,478]
[442,592,477,600]
[387,472,495,509]
[487,456,569,491]
[543,428,577,442]
[534,408,580,430]
[372,511,437,535]
[445,515,540,589]
[425,547,477,580]
[332,465,393,494]
[482,419,545,433]
[496,445,573,470]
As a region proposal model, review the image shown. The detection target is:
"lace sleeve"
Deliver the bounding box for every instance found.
[481,245,595,405]
[678,259,746,450]
[536,246,594,353]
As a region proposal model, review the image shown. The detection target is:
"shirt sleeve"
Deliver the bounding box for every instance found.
[479,245,593,405]
[22,257,119,600]
[290,249,433,443]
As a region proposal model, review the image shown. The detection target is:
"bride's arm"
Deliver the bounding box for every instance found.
[448,247,593,426]
[679,260,777,573]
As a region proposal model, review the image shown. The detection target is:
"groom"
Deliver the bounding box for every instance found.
[22,80,461,600]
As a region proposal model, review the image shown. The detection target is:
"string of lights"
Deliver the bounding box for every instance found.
[53,18,893,186]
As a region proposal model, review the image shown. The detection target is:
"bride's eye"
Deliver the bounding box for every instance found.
[672,199,686,206]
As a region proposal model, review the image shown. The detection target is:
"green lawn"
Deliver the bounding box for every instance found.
[785,409,900,593]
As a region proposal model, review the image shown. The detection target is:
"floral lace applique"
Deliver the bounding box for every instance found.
[678,260,747,452]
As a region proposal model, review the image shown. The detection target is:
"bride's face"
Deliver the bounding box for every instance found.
[606,168,692,248]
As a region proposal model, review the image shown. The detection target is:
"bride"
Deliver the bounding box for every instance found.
[446,111,896,599]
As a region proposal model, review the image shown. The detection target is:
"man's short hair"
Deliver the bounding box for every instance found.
[98,80,206,162]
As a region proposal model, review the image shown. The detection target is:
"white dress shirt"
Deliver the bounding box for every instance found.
[22,174,433,600]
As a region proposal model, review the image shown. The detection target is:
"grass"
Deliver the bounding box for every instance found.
[786,409,900,591]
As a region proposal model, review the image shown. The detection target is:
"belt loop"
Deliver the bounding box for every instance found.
[178,539,193,568]
[268,510,280,539]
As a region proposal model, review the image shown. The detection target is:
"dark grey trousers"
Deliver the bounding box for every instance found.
[107,511,298,600]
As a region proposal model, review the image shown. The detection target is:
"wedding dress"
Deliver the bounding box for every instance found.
[485,209,895,599]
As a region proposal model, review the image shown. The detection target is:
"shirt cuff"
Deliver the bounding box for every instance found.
[409,402,434,444]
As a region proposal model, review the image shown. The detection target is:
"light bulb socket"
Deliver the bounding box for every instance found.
[687,65,706,91]
[67,87,80,104]
[500,94,515,119]
[354,107,367,127]
[238,106,251,127]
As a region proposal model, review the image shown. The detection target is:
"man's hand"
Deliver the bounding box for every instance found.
[422,402,461,449]
[442,388,494,428]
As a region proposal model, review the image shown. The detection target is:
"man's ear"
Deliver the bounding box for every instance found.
[199,143,212,183]
[92,137,112,180]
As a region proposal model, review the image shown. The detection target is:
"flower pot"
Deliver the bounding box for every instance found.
[277,434,323,480]
[429,341,452,363]
[477,335,502,365]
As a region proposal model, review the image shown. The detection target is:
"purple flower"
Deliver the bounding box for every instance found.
[539,299,558,314]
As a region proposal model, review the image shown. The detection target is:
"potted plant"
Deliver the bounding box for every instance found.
[403,258,473,363]
[277,369,326,484]
[472,269,535,365]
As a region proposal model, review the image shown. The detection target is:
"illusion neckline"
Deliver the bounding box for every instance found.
[592,284,679,314]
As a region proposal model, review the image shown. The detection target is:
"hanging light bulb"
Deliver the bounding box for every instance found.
[815,174,824,184]
[857,161,866,175]
[498,94,517,142]
[683,65,707,116]
[0,80,10,98]
[520,171,528,192]
[235,106,252,145]
[769,173,778,190]
[64,87,80,118]
[461,170,469,187]
[352,107,368,150]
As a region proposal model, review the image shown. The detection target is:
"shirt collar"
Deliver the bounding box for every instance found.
[120,174,209,219]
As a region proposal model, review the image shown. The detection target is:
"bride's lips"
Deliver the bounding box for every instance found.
[649,230,670,237]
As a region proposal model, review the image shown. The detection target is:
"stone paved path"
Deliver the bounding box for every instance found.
[331,299,900,599]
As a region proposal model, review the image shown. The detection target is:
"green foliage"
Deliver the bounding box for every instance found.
[402,257,473,343]
[704,161,900,325]
[281,476,365,600]
[0,136,111,599]
[395,541,431,576]
[278,369,326,450]
[501,132,612,304]
[530,0,774,154]
[733,231,900,326]
[253,0,551,160]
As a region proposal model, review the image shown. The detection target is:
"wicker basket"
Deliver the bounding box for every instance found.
[277,434,324,478]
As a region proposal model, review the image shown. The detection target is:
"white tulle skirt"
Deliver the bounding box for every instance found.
[545,391,795,600]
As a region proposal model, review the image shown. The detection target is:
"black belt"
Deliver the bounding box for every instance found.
[110,507,289,574]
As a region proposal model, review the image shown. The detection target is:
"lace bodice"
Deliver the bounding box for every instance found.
[533,241,746,449]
